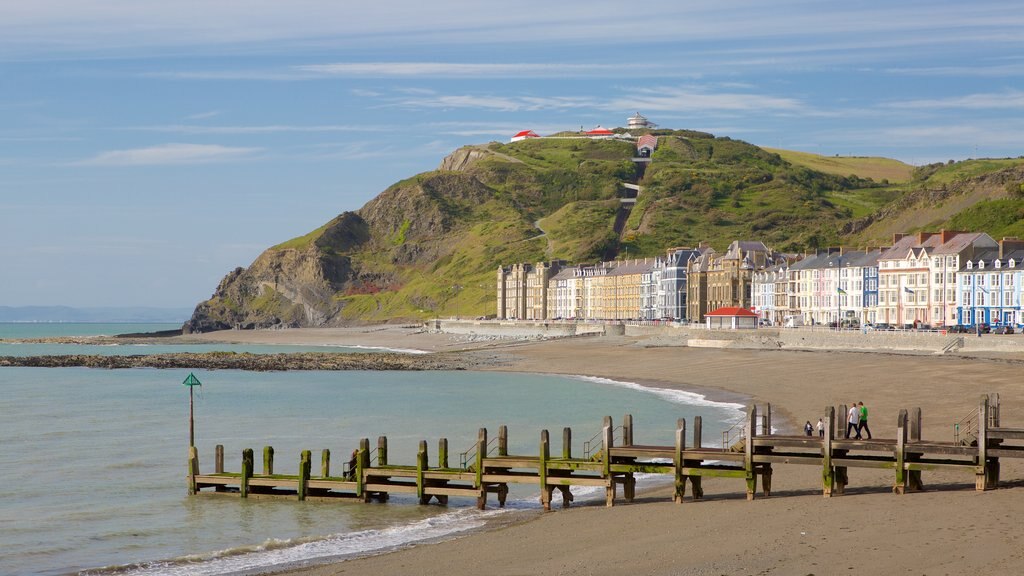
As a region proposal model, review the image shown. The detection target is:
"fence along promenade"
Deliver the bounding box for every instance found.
[188,394,1021,507]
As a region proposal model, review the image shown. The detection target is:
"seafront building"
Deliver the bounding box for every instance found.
[956,238,1024,327]
[877,231,996,328]
[496,231,1024,329]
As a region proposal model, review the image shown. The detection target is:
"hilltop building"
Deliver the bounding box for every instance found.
[636,134,657,158]
[585,125,614,138]
[510,130,540,143]
[627,112,657,130]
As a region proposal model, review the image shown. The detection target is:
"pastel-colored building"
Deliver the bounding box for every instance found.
[956,237,1024,327]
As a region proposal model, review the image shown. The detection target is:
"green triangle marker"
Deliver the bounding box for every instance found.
[183,373,202,387]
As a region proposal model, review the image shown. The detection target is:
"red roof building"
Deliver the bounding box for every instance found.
[705,306,759,330]
[510,130,540,142]
[585,125,614,138]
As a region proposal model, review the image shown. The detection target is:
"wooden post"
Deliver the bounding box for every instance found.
[977,395,989,491]
[439,438,449,469]
[623,414,633,446]
[908,408,924,491]
[475,428,487,510]
[417,440,428,504]
[603,424,614,507]
[764,403,772,435]
[263,446,274,476]
[833,404,848,495]
[822,406,834,497]
[188,446,199,495]
[215,444,224,474]
[760,405,772,497]
[378,436,388,466]
[674,418,686,503]
[358,438,369,501]
[562,427,572,460]
[321,449,331,478]
[894,409,907,494]
[298,450,311,501]
[744,405,756,500]
[987,393,1001,488]
[690,415,703,499]
[498,425,508,456]
[839,403,848,438]
[539,430,551,510]
[240,448,253,499]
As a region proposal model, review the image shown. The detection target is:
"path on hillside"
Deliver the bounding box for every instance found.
[601,143,651,261]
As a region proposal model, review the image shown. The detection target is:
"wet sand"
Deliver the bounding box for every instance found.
[191,327,1024,575]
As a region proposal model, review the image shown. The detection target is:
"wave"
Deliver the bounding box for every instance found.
[323,344,430,355]
[565,374,746,412]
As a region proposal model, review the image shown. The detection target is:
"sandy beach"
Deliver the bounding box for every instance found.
[190,326,1024,575]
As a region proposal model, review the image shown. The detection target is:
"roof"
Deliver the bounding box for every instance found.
[637,134,658,150]
[512,130,539,138]
[586,125,614,135]
[706,306,758,317]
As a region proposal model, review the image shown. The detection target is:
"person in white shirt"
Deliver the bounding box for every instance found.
[817,418,824,438]
[847,403,862,439]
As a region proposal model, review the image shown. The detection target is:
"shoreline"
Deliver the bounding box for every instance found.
[12,325,1024,574]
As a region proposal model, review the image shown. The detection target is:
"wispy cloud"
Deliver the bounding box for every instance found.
[296,62,657,78]
[883,91,1024,110]
[120,124,380,135]
[184,110,221,120]
[393,92,594,112]
[886,64,1024,77]
[605,86,804,113]
[74,143,261,166]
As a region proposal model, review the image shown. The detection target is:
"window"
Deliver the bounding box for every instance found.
[963,293,971,306]
[934,289,941,301]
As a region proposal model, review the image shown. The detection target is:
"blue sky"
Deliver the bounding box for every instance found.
[2,1,1023,309]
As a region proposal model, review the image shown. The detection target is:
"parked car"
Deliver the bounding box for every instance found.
[975,323,991,334]
[873,323,892,331]
[994,326,1015,335]
[948,325,970,333]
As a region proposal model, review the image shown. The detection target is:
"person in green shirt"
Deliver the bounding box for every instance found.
[858,401,872,440]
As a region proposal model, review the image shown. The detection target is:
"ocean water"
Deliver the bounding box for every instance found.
[0,326,745,576]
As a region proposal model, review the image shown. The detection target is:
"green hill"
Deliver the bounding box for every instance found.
[184,132,1024,331]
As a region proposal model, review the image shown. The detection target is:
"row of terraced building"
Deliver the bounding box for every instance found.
[497,231,1024,328]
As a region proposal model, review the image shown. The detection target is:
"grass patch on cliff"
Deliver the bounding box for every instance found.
[765,148,913,183]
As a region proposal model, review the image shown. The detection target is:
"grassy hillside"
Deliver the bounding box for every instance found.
[765,148,914,183]
[188,132,1024,329]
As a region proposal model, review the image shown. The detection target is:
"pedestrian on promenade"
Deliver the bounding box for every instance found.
[804,420,813,436]
[817,417,824,438]
[858,401,872,440]
[847,402,861,439]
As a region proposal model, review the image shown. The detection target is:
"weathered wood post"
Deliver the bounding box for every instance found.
[674,418,686,503]
[690,415,703,499]
[475,428,487,510]
[894,409,907,494]
[377,436,388,466]
[908,408,924,491]
[439,438,449,468]
[603,423,615,507]
[240,448,253,499]
[744,405,756,500]
[760,404,772,497]
[987,393,1001,488]
[263,446,274,476]
[321,449,331,478]
[215,444,224,474]
[623,414,633,446]
[562,427,572,460]
[188,446,199,495]
[822,406,834,497]
[498,425,508,456]
[976,395,990,491]
[622,414,635,501]
[539,429,552,510]
[834,404,848,494]
[358,438,369,502]
[297,450,311,501]
[417,440,429,504]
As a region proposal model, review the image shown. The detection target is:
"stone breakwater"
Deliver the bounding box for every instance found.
[0,352,478,371]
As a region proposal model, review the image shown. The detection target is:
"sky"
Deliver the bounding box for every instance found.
[2,0,1023,309]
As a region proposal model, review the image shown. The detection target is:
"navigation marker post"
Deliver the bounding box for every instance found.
[183,373,202,448]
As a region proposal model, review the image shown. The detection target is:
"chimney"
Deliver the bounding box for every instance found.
[940,229,963,244]
[893,233,908,243]
[1000,237,1024,258]
[918,231,937,244]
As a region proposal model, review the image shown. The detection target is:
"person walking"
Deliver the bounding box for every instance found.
[858,401,872,440]
[847,402,861,439]
[817,417,824,438]
[804,420,813,436]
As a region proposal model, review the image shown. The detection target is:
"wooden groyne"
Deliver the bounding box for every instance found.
[189,394,1023,508]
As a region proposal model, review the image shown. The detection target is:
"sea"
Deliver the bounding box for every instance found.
[0,323,744,576]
